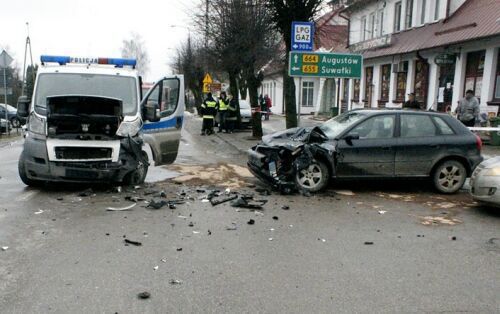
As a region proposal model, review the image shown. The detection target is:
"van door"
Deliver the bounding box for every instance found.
[141,75,184,165]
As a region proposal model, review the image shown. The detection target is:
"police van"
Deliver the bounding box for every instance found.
[16,55,184,186]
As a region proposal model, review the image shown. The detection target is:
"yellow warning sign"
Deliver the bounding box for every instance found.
[203,73,213,84]
[203,82,211,93]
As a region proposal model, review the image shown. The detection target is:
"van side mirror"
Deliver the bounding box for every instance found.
[17,96,30,118]
[143,102,160,122]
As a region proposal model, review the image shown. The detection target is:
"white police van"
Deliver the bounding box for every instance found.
[16,55,184,186]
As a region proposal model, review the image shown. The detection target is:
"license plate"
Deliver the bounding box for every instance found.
[269,161,277,177]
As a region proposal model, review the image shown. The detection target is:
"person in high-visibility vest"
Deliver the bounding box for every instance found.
[226,92,238,134]
[217,91,229,133]
[200,93,218,135]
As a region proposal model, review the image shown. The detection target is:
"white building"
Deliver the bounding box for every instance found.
[335,0,500,115]
[260,7,349,116]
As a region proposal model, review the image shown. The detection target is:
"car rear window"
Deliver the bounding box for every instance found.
[432,117,455,135]
[401,114,436,137]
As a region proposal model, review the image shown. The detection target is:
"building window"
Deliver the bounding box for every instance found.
[301,81,314,107]
[364,66,374,107]
[493,53,500,102]
[376,9,384,37]
[353,79,360,102]
[414,59,429,108]
[368,13,375,39]
[380,64,391,102]
[405,0,414,28]
[464,50,485,99]
[394,1,402,32]
[396,61,408,102]
[361,16,367,41]
[434,0,440,20]
[420,0,427,24]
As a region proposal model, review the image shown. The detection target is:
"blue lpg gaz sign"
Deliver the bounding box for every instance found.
[291,21,314,51]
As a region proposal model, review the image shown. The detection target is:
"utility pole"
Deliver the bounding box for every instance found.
[21,22,35,97]
[0,50,14,135]
[205,0,209,73]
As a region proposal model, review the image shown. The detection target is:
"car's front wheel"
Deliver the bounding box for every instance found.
[123,151,149,185]
[294,160,329,193]
[432,160,467,194]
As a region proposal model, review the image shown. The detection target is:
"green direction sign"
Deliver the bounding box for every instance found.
[289,51,363,79]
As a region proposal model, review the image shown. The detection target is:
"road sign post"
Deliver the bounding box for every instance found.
[291,22,314,51]
[289,51,363,79]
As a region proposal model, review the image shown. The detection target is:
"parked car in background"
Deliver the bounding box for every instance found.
[0,103,22,128]
[239,99,252,127]
[0,118,12,133]
[470,156,500,207]
[248,110,483,194]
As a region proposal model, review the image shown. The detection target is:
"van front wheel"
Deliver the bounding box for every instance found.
[123,151,149,185]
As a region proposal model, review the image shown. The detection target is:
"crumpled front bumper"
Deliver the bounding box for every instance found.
[470,171,500,207]
[247,148,295,192]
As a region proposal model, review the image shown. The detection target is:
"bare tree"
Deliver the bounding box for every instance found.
[121,33,150,77]
[266,0,323,129]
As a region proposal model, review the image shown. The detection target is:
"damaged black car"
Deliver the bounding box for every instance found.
[248,110,483,194]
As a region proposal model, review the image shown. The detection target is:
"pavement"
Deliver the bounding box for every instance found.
[0,114,498,313]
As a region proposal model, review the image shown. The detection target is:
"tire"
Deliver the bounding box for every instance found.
[432,160,467,194]
[123,151,149,185]
[10,117,21,129]
[18,151,42,187]
[294,160,330,193]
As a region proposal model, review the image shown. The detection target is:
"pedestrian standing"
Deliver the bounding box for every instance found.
[200,93,218,135]
[456,90,479,127]
[264,94,272,121]
[403,93,422,109]
[259,94,267,120]
[218,91,229,133]
[226,93,238,134]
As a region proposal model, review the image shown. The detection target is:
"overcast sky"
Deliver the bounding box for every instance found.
[0,0,198,81]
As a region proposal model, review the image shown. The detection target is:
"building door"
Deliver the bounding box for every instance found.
[414,59,429,109]
[364,66,374,108]
[437,62,455,112]
[341,78,350,113]
[320,78,336,114]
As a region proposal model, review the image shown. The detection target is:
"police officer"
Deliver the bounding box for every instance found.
[200,93,218,135]
[218,91,229,133]
[226,92,238,134]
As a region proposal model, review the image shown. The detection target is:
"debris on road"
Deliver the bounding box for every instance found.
[137,292,151,299]
[124,239,142,246]
[247,219,255,225]
[364,241,374,245]
[188,222,194,227]
[1,246,8,251]
[169,279,182,285]
[153,266,159,271]
[225,224,238,231]
[378,210,387,215]
[272,216,279,220]
[176,247,183,251]
[282,205,290,210]
[106,203,136,211]
[334,190,355,196]
[147,198,168,209]
[125,195,145,203]
[318,238,326,242]
[210,194,238,206]
[78,188,94,197]
[231,195,267,209]
[449,236,457,241]
[34,210,44,215]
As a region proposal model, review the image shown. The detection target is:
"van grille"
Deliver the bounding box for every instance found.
[55,147,112,160]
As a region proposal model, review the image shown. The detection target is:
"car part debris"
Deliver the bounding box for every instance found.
[78,188,94,197]
[268,238,273,241]
[193,231,200,234]
[1,246,8,251]
[34,210,44,215]
[318,238,326,242]
[449,236,457,241]
[153,266,159,271]
[210,194,238,206]
[378,210,387,215]
[161,258,167,263]
[364,241,374,245]
[125,195,145,203]
[247,219,255,225]
[272,216,279,220]
[188,222,194,227]
[107,203,136,211]
[282,205,290,210]
[124,239,142,246]
[208,230,212,235]
[169,279,182,285]
[225,225,237,231]
[231,196,267,209]
[138,292,151,299]
[176,247,183,251]
[147,198,168,209]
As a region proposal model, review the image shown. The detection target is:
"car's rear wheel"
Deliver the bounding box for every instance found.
[294,160,329,193]
[432,160,467,194]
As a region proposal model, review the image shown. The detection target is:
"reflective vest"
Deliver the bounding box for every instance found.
[218,99,228,111]
[202,100,217,119]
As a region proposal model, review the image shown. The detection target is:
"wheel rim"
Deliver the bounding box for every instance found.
[296,164,323,189]
[437,164,463,192]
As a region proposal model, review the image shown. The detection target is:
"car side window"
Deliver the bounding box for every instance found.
[433,117,455,135]
[160,79,179,117]
[401,114,436,138]
[348,115,395,139]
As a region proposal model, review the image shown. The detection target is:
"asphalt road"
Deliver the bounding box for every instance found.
[0,115,499,313]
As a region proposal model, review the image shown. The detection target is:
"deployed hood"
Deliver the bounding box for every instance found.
[261,126,328,147]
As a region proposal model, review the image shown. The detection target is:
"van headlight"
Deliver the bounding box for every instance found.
[116,117,143,137]
[28,114,46,135]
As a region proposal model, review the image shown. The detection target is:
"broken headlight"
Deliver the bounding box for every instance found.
[116,117,143,137]
[28,113,46,135]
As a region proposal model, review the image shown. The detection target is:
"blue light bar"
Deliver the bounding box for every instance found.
[40,55,137,68]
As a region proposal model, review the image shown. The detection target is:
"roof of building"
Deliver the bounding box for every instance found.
[356,0,500,59]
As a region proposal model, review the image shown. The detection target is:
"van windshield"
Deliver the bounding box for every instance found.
[34,73,138,115]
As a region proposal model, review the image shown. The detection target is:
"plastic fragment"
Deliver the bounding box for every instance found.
[124,239,142,246]
[138,292,150,299]
[107,203,136,211]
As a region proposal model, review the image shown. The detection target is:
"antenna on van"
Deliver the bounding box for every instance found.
[21,22,35,97]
